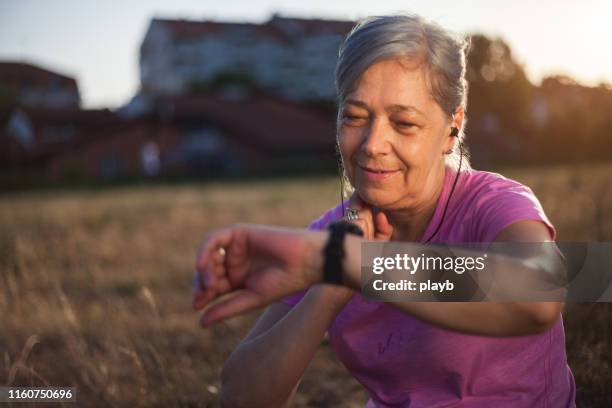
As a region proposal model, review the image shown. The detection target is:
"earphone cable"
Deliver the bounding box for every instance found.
[423,142,464,243]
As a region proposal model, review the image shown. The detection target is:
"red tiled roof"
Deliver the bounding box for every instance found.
[150,15,355,44]
[155,93,337,154]
[0,61,78,90]
[269,15,355,36]
[152,18,288,43]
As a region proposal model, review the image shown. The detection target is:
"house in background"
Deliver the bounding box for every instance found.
[0,62,117,178]
[1,105,120,174]
[48,91,337,181]
[137,14,353,102]
[2,14,352,184]
[0,62,80,109]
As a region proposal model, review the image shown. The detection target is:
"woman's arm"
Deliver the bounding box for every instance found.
[194,221,565,337]
[339,220,564,336]
[219,285,352,408]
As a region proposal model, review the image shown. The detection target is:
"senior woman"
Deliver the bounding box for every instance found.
[193,14,576,408]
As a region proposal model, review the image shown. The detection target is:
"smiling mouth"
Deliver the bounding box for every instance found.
[359,165,400,174]
[357,166,401,182]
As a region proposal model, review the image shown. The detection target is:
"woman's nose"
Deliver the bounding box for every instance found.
[361,118,392,156]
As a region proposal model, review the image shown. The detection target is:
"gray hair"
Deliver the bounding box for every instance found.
[335,13,471,175]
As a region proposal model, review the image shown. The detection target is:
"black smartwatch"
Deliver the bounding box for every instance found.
[322,220,364,285]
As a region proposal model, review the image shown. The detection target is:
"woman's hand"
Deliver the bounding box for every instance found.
[346,193,394,241]
[192,225,326,326]
[192,196,393,326]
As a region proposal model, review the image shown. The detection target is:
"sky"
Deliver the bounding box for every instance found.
[1,0,611,109]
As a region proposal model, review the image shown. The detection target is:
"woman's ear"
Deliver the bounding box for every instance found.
[444,107,465,154]
[443,130,456,155]
[452,106,465,131]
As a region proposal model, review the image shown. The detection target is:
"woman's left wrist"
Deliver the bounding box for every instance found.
[302,231,327,285]
[301,226,363,289]
[322,221,364,286]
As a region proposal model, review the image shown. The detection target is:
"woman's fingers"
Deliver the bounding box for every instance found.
[192,287,216,310]
[347,192,393,241]
[349,217,371,239]
[192,280,234,310]
[200,290,263,327]
[196,228,234,271]
[193,227,239,310]
[195,227,236,289]
[193,268,236,310]
[373,210,394,240]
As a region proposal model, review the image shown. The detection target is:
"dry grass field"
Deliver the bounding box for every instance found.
[1,163,611,407]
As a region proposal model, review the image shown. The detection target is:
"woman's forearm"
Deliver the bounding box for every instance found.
[221,287,348,407]
[386,301,562,336]
[315,233,563,337]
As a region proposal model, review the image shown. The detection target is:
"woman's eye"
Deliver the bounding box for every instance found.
[342,115,367,124]
[395,122,416,129]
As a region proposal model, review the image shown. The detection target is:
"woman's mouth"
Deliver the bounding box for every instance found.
[358,166,400,182]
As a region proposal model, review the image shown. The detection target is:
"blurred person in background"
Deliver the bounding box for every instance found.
[193,14,576,408]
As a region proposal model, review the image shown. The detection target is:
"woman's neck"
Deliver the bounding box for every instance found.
[385,166,447,242]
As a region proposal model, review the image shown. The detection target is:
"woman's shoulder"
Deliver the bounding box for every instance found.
[458,168,555,241]
[461,168,533,194]
[456,168,543,210]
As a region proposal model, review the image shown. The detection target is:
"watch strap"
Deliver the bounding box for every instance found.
[322,221,364,285]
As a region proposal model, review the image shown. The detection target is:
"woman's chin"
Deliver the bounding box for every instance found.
[355,188,396,209]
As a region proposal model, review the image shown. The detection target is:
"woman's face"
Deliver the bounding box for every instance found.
[338,58,459,211]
